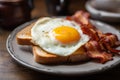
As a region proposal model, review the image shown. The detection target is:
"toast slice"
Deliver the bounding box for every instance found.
[33,46,88,64]
[16,22,89,64]
[16,23,34,45]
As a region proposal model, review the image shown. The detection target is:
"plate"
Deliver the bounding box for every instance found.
[6,19,120,76]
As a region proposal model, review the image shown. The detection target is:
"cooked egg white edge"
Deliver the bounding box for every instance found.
[31,17,90,56]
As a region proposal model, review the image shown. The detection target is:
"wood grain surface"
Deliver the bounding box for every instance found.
[0,0,120,80]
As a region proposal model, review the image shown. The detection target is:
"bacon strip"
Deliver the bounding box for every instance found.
[66,11,95,29]
[66,10,120,63]
[81,25,99,41]
[99,33,120,53]
[85,41,113,63]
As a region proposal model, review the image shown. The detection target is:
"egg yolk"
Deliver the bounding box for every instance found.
[53,26,80,44]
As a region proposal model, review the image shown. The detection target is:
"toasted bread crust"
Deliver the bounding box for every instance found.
[16,21,89,64]
[16,23,34,45]
[33,46,88,64]
[33,46,68,64]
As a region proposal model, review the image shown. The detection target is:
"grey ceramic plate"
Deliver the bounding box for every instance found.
[6,19,120,76]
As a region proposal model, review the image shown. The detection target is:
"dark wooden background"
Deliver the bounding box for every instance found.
[0,0,120,80]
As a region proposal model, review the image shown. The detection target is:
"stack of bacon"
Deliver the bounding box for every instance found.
[66,11,120,63]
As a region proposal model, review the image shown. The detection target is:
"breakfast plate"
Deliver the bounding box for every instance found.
[6,19,120,76]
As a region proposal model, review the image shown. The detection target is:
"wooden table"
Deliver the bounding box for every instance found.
[0,0,120,80]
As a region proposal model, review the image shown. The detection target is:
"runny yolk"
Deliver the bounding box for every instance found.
[52,26,80,44]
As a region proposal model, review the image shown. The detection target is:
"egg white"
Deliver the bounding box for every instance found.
[31,17,90,56]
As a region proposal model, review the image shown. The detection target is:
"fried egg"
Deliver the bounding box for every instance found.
[31,17,90,56]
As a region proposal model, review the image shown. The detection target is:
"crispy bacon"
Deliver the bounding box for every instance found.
[66,10,95,29]
[72,11,90,25]
[81,24,99,41]
[66,10,120,63]
[99,33,120,53]
[85,41,113,63]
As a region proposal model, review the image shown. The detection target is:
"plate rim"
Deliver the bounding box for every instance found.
[6,19,120,76]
